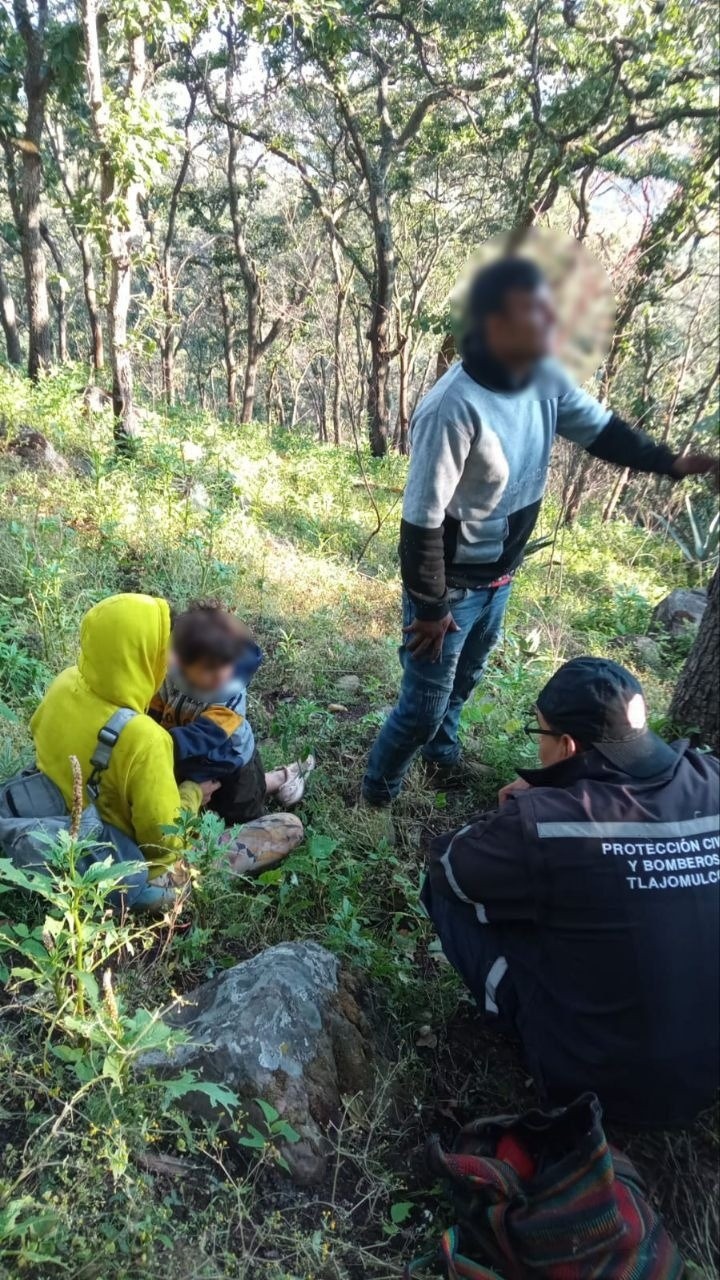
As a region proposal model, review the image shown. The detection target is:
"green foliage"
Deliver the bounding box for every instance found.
[0,840,153,1017]
[652,495,720,577]
[0,368,713,1276]
[573,585,654,639]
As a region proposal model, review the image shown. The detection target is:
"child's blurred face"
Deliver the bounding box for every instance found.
[173,653,234,693]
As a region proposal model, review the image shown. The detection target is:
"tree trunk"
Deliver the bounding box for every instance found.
[366,179,394,457]
[435,331,456,381]
[241,342,258,424]
[332,280,346,445]
[80,0,144,445]
[14,0,52,380]
[156,91,195,408]
[20,136,52,378]
[397,337,410,456]
[80,235,104,371]
[669,567,719,753]
[0,260,22,364]
[219,281,237,412]
[562,452,594,526]
[107,217,139,441]
[318,357,328,441]
[367,297,391,457]
[330,244,352,447]
[41,223,67,363]
[54,277,68,361]
[225,123,260,425]
[160,259,175,407]
[602,466,630,523]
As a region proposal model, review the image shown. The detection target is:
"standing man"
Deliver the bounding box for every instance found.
[361,256,716,806]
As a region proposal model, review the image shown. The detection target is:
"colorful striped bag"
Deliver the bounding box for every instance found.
[406,1092,683,1280]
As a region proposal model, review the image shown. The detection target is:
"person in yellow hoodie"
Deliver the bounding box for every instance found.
[30,592,304,895]
[30,593,212,880]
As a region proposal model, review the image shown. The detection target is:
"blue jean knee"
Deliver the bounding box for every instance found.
[362,582,511,802]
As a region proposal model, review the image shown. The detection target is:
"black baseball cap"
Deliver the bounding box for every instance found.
[535,657,678,779]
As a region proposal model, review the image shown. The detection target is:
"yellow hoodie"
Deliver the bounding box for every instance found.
[30,594,202,877]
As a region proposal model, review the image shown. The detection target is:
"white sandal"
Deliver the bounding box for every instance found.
[276,754,316,807]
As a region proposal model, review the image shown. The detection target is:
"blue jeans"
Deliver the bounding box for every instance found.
[362,581,511,802]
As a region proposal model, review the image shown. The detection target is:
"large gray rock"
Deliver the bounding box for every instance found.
[6,427,70,475]
[136,942,374,1185]
[651,588,707,637]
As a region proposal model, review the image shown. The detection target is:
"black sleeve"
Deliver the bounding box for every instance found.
[586,414,678,476]
[427,802,537,922]
[399,518,449,621]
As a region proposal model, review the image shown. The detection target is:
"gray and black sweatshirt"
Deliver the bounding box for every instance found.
[400,356,677,619]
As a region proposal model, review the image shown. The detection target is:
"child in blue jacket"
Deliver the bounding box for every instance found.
[151,600,313,824]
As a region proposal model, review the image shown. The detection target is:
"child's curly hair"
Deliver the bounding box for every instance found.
[172,599,252,667]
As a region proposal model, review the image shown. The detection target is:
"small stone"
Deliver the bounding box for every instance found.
[415,1025,437,1049]
[327,703,349,713]
[631,636,663,668]
[81,385,112,413]
[336,674,361,694]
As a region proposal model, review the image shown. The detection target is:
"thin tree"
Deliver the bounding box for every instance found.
[2,0,53,377]
[0,257,22,364]
[46,122,105,373]
[669,566,719,753]
[79,0,146,443]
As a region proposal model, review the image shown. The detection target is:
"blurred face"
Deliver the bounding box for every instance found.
[172,652,234,693]
[485,283,558,365]
[537,710,579,768]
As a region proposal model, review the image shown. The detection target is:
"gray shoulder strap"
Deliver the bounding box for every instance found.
[87,708,138,800]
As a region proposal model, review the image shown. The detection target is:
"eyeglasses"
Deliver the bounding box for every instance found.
[523,709,560,738]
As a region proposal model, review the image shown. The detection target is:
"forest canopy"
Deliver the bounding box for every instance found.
[0,0,718,472]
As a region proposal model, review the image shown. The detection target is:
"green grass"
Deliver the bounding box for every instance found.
[0,364,717,1279]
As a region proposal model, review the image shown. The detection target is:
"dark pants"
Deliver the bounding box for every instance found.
[421,875,519,1031]
[211,749,267,825]
[363,582,511,803]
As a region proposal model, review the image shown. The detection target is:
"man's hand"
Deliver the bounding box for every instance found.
[404,612,460,662]
[497,777,532,806]
[670,453,719,485]
[199,779,221,804]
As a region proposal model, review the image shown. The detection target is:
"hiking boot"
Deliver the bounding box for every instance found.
[423,756,494,790]
[218,812,304,876]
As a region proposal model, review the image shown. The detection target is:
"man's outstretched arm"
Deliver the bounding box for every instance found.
[556,383,716,479]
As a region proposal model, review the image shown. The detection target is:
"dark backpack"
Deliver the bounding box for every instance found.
[407,1093,682,1279]
[0,708,150,912]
